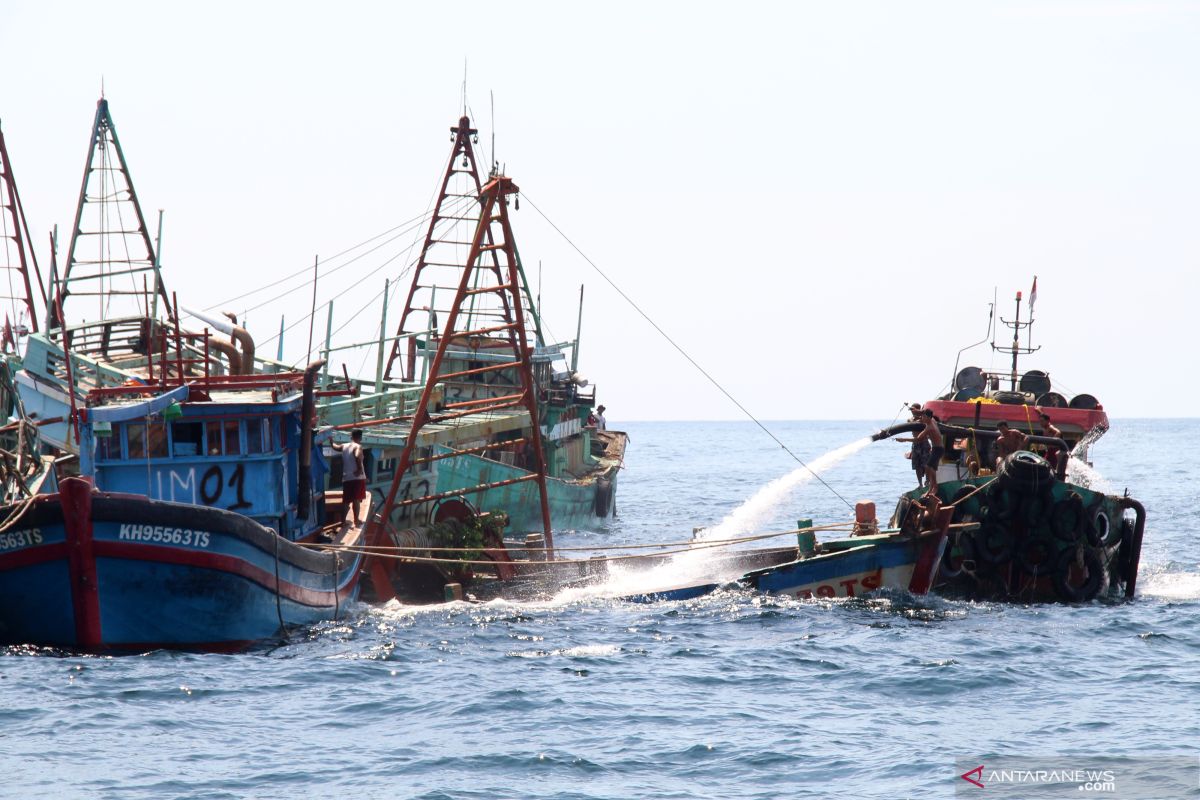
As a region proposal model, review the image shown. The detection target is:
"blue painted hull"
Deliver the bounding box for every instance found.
[741,531,944,600]
[0,483,361,650]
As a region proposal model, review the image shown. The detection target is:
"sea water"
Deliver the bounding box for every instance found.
[1,420,1197,799]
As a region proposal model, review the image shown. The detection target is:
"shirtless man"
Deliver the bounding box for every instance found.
[916,409,944,495]
[994,420,1028,468]
[1040,412,1064,466]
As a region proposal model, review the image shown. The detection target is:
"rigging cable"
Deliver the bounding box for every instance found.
[522,192,854,511]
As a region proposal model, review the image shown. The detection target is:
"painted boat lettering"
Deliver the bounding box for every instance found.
[118,524,212,548]
[199,464,252,511]
[793,567,883,599]
[0,528,43,551]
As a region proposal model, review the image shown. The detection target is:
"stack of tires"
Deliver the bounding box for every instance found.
[964,451,1111,602]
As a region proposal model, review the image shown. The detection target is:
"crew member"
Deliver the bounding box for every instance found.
[331,429,367,527]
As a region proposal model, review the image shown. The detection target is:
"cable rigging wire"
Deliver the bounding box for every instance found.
[521,192,855,511]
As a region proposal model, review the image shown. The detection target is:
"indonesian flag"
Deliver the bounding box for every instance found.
[1029,276,1038,313]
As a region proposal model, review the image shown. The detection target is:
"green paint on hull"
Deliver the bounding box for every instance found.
[436,451,612,532]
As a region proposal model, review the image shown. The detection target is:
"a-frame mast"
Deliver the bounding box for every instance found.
[365,173,553,601]
[0,120,46,339]
[384,115,543,381]
[51,98,171,330]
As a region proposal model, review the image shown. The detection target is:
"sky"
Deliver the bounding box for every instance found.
[1,1,1197,422]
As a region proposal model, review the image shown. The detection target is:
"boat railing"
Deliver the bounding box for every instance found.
[320,383,430,427]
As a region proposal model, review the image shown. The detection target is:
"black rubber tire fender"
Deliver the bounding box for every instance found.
[1020,490,1052,528]
[939,530,973,579]
[1052,545,1106,602]
[1083,503,1118,548]
[951,485,979,524]
[974,521,1015,565]
[1001,450,1055,493]
[1016,532,1058,575]
[1050,493,1085,543]
[593,478,614,518]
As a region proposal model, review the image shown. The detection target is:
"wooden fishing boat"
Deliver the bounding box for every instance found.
[917,282,1109,481]
[317,114,625,538]
[0,366,364,650]
[740,524,947,600]
[874,417,1145,602]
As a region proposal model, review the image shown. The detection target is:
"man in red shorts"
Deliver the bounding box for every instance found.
[331,429,366,527]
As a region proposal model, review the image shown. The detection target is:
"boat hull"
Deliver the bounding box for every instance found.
[898,468,1144,603]
[432,449,621,532]
[741,530,946,599]
[0,480,361,650]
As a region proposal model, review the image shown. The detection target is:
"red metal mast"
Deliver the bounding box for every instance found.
[0,120,46,339]
[384,115,518,381]
[364,173,554,601]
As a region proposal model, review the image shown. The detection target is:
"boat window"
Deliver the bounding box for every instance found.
[127,422,168,459]
[205,421,222,455]
[148,422,168,458]
[127,424,145,459]
[172,421,203,457]
[224,420,241,455]
[246,419,267,454]
[95,432,119,461]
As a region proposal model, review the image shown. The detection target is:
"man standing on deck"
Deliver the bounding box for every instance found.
[331,429,367,527]
[595,405,608,431]
[994,421,1028,468]
[897,403,930,488]
[1039,411,1064,467]
[916,409,944,496]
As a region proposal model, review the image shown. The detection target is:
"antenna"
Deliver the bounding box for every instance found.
[490,90,496,175]
[461,59,468,116]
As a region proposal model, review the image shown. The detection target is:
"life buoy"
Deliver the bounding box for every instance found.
[974,521,1015,565]
[1049,494,1084,543]
[1052,546,1106,602]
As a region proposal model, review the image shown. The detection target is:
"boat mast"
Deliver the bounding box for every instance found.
[993,288,1040,391]
[384,115,543,381]
[53,98,171,330]
[365,173,554,601]
[0,119,46,337]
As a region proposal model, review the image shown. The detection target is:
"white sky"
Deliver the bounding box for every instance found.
[2,1,1197,421]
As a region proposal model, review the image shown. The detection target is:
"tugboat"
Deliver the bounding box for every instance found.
[920,280,1109,481]
[871,422,1145,603]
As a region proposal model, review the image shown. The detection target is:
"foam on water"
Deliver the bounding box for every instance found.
[1137,569,1200,601]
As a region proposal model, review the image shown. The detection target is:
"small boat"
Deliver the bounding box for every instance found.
[0,366,365,650]
[873,415,1145,602]
[740,523,948,600]
[918,282,1109,479]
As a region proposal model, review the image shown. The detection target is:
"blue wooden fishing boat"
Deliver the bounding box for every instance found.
[0,366,364,650]
[740,524,948,600]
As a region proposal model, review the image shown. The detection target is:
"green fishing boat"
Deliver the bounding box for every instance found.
[315,113,625,540]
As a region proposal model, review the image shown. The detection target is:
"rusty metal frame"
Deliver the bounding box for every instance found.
[365,174,553,601]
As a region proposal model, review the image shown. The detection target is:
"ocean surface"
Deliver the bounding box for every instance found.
[2,419,1198,799]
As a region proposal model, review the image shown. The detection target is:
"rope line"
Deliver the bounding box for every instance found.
[521,193,854,511]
